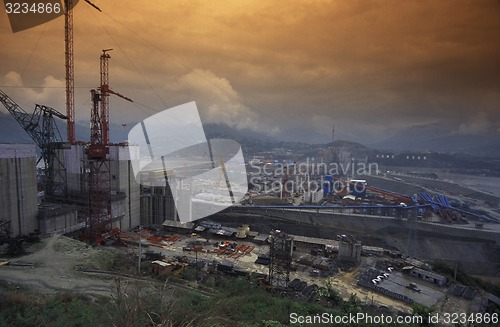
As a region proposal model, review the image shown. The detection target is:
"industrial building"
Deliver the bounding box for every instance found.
[0,75,174,239]
[0,144,38,237]
[140,169,177,225]
[338,235,362,263]
[0,142,145,238]
[45,143,142,232]
[407,266,447,287]
[108,144,141,230]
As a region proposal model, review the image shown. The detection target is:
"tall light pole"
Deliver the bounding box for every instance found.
[137,225,142,275]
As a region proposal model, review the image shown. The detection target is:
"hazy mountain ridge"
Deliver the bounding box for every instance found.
[369,124,500,157]
[1,112,499,159]
[0,112,32,144]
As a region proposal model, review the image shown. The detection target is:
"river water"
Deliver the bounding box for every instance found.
[439,172,500,197]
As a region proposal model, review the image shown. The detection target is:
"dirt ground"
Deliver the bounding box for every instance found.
[328,269,411,313]
[0,235,125,295]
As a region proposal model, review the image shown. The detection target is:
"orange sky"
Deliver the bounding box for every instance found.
[1,0,499,143]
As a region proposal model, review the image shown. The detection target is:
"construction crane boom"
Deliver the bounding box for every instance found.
[84,0,102,11]
[101,86,133,103]
[0,89,68,198]
[0,90,67,149]
[0,90,32,136]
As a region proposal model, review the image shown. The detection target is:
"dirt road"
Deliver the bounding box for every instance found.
[1,235,123,295]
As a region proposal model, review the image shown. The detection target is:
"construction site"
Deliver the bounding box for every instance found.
[1,1,500,326]
[2,94,500,324]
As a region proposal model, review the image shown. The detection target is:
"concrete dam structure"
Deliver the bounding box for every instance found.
[221,206,500,275]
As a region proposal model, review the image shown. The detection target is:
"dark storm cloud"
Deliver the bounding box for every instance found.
[1,0,499,143]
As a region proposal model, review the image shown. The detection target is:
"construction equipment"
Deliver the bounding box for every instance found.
[64,0,75,143]
[82,50,132,245]
[0,0,103,197]
[0,90,68,198]
[98,49,133,145]
[63,0,101,143]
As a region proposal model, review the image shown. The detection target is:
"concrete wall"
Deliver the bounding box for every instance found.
[232,207,500,245]
[139,165,177,226]
[338,240,362,262]
[140,187,177,226]
[59,144,141,231]
[0,144,38,237]
[109,145,141,230]
[220,207,500,275]
[38,205,80,234]
[63,144,86,197]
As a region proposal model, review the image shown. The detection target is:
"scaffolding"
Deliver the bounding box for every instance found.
[268,230,293,288]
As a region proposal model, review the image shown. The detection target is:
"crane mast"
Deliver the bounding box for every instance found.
[100,49,111,145]
[85,88,111,244]
[83,50,132,244]
[64,0,75,143]
[99,49,132,145]
[64,0,101,144]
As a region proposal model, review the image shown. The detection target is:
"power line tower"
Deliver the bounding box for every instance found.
[268,230,293,288]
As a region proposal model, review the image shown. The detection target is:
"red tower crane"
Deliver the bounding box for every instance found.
[64,0,74,143]
[99,49,133,145]
[83,50,132,244]
[64,0,101,143]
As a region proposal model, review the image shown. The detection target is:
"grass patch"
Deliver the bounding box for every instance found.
[0,274,444,327]
[76,249,134,273]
